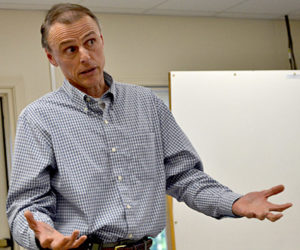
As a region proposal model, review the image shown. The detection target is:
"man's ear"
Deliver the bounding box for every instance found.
[100,33,104,46]
[45,49,58,67]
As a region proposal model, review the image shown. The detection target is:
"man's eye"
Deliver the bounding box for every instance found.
[65,46,76,54]
[87,39,95,46]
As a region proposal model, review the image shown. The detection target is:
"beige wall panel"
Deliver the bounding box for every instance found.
[0,9,51,116]
[98,14,300,86]
[1,9,299,105]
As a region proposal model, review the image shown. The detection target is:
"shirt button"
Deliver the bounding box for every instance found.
[84,107,88,112]
[112,147,116,152]
[126,204,131,209]
[104,120,109,124]
[118,176,122,181]
[128,234,133,239]
[86,97,91,102]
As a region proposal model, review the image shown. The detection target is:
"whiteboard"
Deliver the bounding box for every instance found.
[170,71,300,250]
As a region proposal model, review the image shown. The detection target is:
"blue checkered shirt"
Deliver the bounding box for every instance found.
[6,72,241,249]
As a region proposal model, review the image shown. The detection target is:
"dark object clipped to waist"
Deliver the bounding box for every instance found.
[72,236,152,250]
[36,235,152,250]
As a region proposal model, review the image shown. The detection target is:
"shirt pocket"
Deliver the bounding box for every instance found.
[121,132,158,181]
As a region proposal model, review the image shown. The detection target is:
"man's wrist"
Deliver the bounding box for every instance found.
[218,192,243,218]
[231,196,244,218]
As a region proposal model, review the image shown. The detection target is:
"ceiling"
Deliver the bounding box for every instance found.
[0,0,300,20]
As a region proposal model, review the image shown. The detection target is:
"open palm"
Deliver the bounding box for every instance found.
[232,185,292,222]
[24,211,87,250]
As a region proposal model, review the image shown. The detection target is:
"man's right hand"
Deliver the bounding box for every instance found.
[24,210,87,250]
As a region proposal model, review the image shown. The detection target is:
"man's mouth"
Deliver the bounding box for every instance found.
[80,67,96,75]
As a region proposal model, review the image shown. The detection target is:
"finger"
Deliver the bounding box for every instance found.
[268,202,293,212]
[63,230,80,248]
[257,213,267,220]
[24,210,38,231]
[40,237,54,248]
[245,212,255,219]
[266,212,283,222]
[264,185,285,198]
[57,237,71,248]
[253,208,269,220]
[71,235,87,248]
[51,237,72,250]
[70,230,80,242]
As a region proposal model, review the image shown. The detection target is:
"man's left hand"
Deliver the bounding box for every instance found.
[232,184,292,222]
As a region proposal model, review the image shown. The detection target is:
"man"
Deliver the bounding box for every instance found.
[6,3,292,250]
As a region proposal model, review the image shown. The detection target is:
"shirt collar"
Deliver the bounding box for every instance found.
[62,71,115,105]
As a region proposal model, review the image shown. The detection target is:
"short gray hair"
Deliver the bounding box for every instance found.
[40,3,101,51]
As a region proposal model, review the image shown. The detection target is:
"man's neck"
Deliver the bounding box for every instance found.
[84,82,109,98]
[69,77,109,98]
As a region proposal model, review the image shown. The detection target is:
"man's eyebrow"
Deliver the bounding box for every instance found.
[59,39,76,48]
[59,31,98,48]
[82,31,97,40]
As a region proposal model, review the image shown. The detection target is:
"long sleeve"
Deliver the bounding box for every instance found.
[6,109,56,249]
[154,94,242,219]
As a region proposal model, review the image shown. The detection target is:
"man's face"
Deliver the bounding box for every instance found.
[46,15,105,93]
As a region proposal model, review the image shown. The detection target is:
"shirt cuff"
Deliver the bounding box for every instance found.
[29,229,39,250]
[29,212,54,250]
[217,191,243,218]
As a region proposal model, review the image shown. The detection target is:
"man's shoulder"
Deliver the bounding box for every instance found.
[115,81,149,90]
[114,81,155,99]
[19,88,67,119]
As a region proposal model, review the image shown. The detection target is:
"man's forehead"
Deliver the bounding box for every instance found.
[48,15,100,45]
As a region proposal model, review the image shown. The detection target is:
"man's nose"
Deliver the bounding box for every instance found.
[79,47,91,64]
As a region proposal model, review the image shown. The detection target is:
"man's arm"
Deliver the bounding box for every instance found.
[6,110,86,249]
[153,93,292,220]
[153,93,241,218]
[6,110,57,249]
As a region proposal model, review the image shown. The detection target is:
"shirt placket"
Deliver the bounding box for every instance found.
[102,101,137,239]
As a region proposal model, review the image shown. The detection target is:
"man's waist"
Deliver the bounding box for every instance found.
[73,236,152,250]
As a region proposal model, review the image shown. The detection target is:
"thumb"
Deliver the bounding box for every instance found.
[24,210,38,231]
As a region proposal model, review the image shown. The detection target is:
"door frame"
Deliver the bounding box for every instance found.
[0,88,19,250]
